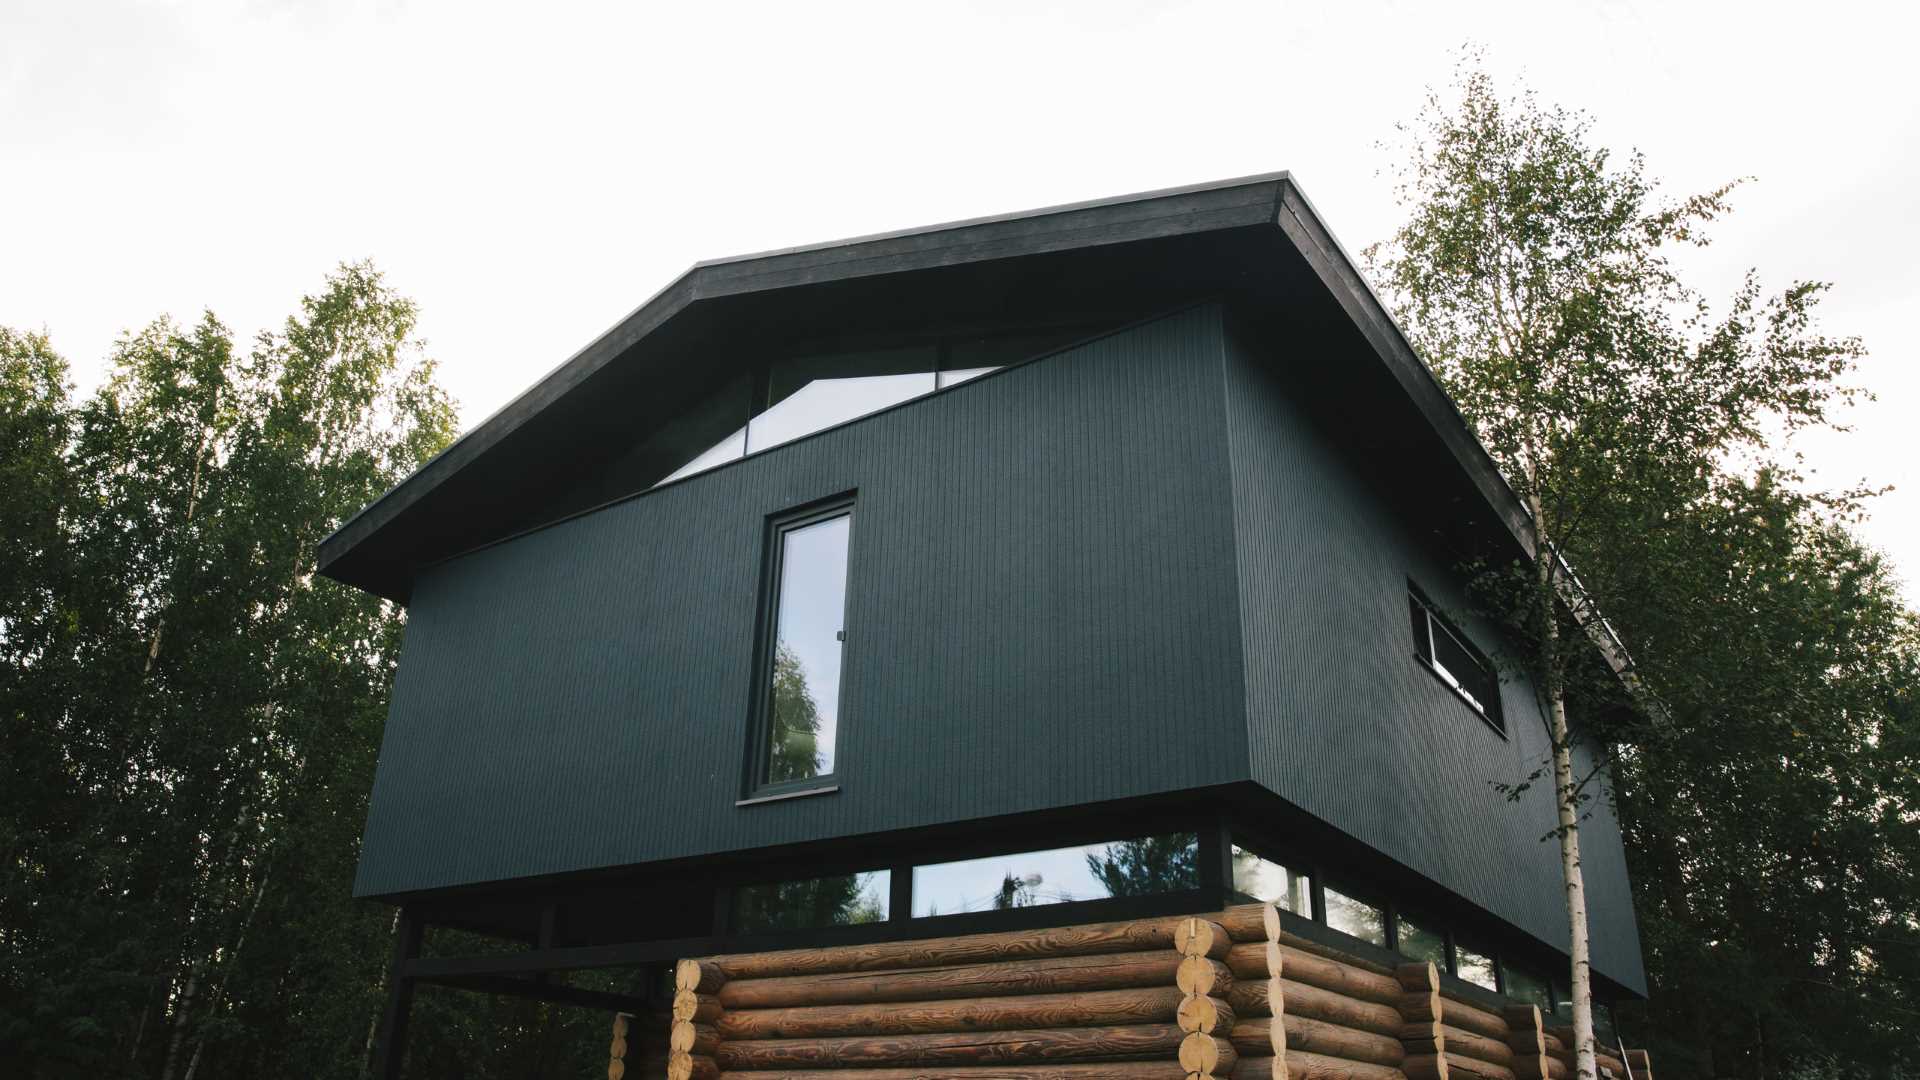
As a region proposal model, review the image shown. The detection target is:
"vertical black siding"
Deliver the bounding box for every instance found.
[1221,328,1645,995]
[356,306,1249,898]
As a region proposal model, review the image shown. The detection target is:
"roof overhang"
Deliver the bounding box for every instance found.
[317,172,1537,603]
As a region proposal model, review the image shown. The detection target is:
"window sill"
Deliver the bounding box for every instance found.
[1413,653,1508,740]
[737,784,839,807]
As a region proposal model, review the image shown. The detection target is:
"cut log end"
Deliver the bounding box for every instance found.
[1181,1031,1226,1074]
[1178,918,1233,960]
[676,958,727,994]
[1178,993,1236,1034]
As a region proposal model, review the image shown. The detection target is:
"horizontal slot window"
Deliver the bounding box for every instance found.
[1456,942,1498,990]
[1396,913,1449,969]
[651,325,1109,488]
[912,833,1197,917]
[1409,587,1505,734]
[732,870,890,934]
[1504,963,1554,1010]
[1323,884,1387,948]
[1231,843,1312,917]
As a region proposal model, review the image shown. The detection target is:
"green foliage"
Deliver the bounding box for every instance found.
[0,264,466,1078]
[1086,833,1199,898]
[1371,56,1918,1080]
[733,873,887,933]
[766,641,824,783]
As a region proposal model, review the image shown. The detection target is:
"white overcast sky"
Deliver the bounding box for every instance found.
[5,0,1915,601]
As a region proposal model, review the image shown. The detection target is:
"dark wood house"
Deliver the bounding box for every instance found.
[321,174,1649,1080]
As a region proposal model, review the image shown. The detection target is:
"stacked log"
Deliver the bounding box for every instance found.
[667,912,1235,1080]
[610,1012,631,1080]
[1543,1026,1631,1080]
[647,903,1652,1080]
[1218,902,1408,1080]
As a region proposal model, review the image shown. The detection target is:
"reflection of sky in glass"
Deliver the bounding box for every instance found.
[1324,885,1387,947]
[913,843,1116,916]
[1397,915,1448,967]
[1232,845,1312,916]
[659,424,745,484]
[748,373,935,453]
[935,366,998,388]
[1456,944,1498,990]
[773,515,849,777]
[1503,964,1552,1009]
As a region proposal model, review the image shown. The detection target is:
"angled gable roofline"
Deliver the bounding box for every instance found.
[316,172,1305,580]
[315,173,1559,617]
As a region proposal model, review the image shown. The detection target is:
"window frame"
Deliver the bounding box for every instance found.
[744,495,858,800]
[1408,584,1507,737]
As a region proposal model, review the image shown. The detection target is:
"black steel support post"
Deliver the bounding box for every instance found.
[372,907,425,1080]
[1197,813,1235,907]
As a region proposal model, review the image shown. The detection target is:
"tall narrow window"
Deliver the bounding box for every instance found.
[1409,587,1505,735]
[756,503,853,790]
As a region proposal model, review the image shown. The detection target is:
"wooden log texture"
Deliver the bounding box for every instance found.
[1514,1058,1568,1080]
[1279,979,1404,1038]
[716,987,1193,1041]
[1216,905,1396,977]
[720,951,1211,1011]
[1226,978,1278,1019]
[717,1063,1196,1080]
[1180,1032,1236,1076]
[1181,954,1236,997]
[1543,1028,1623,1075]
[1178,993,1237,1035]
[703,917,1191,981]
[1234,1049,1409,1080]
[672,1023,721,1057]
[1440,1025,1513,1068]
[679,959,729,994]
[677,992,725,1024]
[1233,1014,1410,1069]
[1445,1053,1515,1080]
[1437,995,1508,1043]
[1543,1035,1626,1079]
[1178,918,1235,960]
[668,1051,719,1080]
[1394,962,1444,1063]
[1226,942,1282,981]
[1227,943,1401,1008]
[713,1023,1193,1070]
[1501,1005,1552,1080]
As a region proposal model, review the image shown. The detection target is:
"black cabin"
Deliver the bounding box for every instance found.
[319,174,1645,1052]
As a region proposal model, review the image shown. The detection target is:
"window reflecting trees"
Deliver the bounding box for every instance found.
[733,871,889,934]
[911,834,1198,917]
[760,510,850,787]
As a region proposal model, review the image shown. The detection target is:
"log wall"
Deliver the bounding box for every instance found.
[653,905,1649,1080]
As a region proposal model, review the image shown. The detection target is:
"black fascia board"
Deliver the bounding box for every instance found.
[315,171,1535,602]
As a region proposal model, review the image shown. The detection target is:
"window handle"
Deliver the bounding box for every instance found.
[836,629,845,642]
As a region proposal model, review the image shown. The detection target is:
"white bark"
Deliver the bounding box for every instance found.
[1534,494,1599,1080]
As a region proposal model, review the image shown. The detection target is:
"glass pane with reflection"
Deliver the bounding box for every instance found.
[764,513,850,784]
[733,870,890,933]
[649,373,752,487]
[1231,844,1312,917]
[1396,914,1449,968]
[935,367,997,388]
[1504,963,1553,1010]
[913,834,1197,917]
[749,346,937,453]
[1324,884,1387,947]
[1456,943,1498,990]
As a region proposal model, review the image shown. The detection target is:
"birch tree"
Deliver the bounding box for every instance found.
[1367,62,1864,1080]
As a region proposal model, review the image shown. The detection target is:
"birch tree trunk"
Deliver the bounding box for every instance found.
[1534,496,1597,1080]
